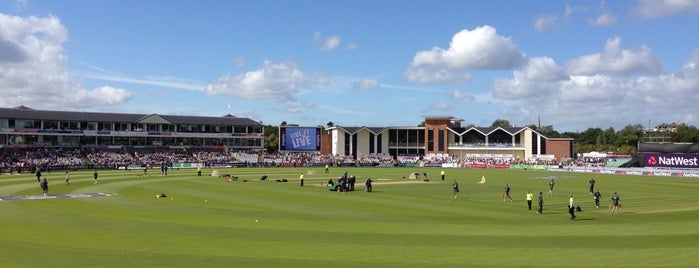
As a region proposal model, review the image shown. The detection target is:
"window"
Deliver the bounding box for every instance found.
[427,130,434,151]
[438,130,445,151]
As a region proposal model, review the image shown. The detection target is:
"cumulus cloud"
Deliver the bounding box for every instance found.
[405,25,523,84]
[588,12,617,26]
[567,37,662,75]
[0,13,134,109]
[409,25,526,70]
[492,45,699,131]
[533,14,558,32]
[632,0,699,19]
[71,86,135,105]
[522,57,568,82]
[313,32,341,51]
[204,60,328,102]
[0,35,27,62]
[492,57,567,100]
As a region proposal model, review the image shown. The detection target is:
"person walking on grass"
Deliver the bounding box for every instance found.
[502,184,512,202]
[65,170,70,185]
[526,190,534,210]
[93,170,98,184]
[611,192,620,214]
[537,192,544,214]
[547,179,555,196]
[593,189,602,208]
[452,180,459,199]
[40,177,49,196]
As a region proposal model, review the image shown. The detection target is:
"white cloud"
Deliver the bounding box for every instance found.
[632,0,699,19]
[565,4,586,17]
[588,12,617,26]
[204,60,328,102]
[405,25,523,84]
[313,32,341,51]
[533,14,558,32]
[492,75,562,101]
[409,25,526,70]
[285,101,315,113]
[425,101,453,112]
[404,67,470,84]
[87,73,204,91]
[492,57,567,100]
[355,78,380,89]
[567,37,662,75]
[522,57,568,82]
[71,86,135,105]
[379,83,440,92]
[0,13,135,109]
[492,48,699,132]
[451,89,475,101]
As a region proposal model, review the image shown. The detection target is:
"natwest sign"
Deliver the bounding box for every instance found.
[644,153,699,168]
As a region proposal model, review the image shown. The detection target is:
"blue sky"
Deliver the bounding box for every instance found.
[1,0,698,132]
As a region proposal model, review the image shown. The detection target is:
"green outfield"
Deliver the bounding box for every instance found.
[1,167,698,267]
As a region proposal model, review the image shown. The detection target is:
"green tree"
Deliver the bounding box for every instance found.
[526,124,560,138]
[615,124,643,147]
[264,125,279,153]
[675,123,699,143]
[491,119,511,128]
[596,127,616,145]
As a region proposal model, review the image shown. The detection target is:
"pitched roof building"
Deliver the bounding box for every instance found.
[0,106,264,149]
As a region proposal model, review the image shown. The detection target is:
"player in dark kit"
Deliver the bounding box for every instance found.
[611,192,620,213]
[547,179,555,196]
[452,180,459,199]
[502,184,512,202]
[593,189,602,208]
[40,177,49,196]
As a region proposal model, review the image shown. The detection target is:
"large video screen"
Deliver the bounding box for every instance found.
[279,127,321,151]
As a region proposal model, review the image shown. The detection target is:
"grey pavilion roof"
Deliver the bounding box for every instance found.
[0,107,262,126]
